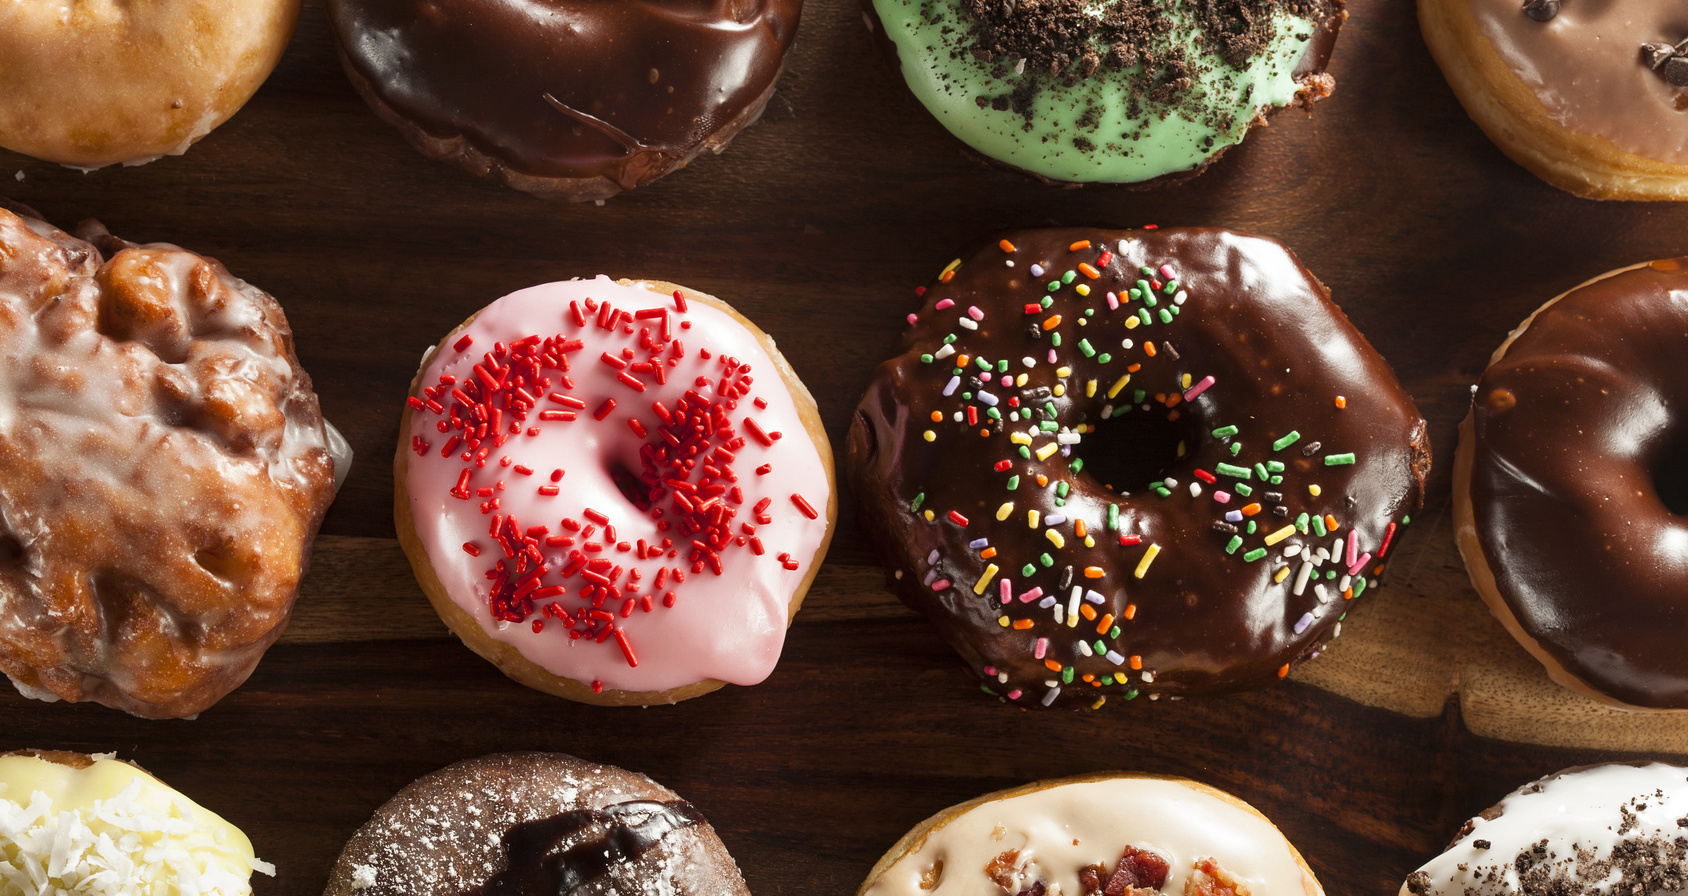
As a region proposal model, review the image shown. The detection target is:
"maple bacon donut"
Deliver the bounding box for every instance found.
[846,228,1428,708]
[1419,0,1688,201]
[327,0,804,200]
[1454,258,1688,709]
[398,276,835,705]
[324,752,749,896]
[858,773,1323,896]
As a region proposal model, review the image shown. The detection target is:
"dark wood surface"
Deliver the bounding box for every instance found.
[4,1,1688,893]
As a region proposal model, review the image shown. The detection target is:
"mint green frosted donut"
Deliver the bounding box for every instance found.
[870,0,1333,184]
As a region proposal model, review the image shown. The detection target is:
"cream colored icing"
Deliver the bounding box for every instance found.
[0,754,266,895]
[1468,0,1688,163]
[1400,762,1688,896]
[405,277,831,693]
[864,777,1320,896]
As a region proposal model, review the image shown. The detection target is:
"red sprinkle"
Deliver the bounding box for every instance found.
[744,417,775,447]
[792,494,819,520]
[593,398,617,421]
[672,290,687,312]
[453,334,474,352]
[948,510,969,526]
[1119,535,1143,546]
[1192,469,1216,484]
[462,542,481,557]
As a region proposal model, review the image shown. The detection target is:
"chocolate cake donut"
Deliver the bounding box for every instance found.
[1454,257,1688,709]
[323,752,750,896]
[846,228,1428,708]
[861,0,1346,186]
[0,203,348,719]
[327,0,804,201]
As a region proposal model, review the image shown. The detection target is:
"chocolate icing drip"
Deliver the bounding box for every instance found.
[470,799,704,896]
[1468,258,1688,708]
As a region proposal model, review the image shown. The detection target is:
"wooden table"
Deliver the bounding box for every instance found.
[4,1,1687,893]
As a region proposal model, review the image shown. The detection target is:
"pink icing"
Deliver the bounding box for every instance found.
[405,277,831,693]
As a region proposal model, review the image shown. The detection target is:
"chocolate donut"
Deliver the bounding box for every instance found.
[0,204,347,719]
[323,752,750,896]
[846,228,1428,708]
[1454,258,1688,709]
[861,0,1345,186]
[327,0,804,201]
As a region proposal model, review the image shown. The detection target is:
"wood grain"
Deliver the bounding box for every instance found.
[3,0,1688,894]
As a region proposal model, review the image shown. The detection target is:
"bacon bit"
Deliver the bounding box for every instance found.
[1186,859,1250,896]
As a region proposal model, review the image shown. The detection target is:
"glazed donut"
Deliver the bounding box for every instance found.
[1454,257,1688,710]
[861,0,1344,186]
[845,228,1428,708]
[397,276,835,705]
[0,0,300,168]
[327,0,803,201]
[0,204,347,719]
[0,748,272,894]
[1419,0,1688,201]
[324,752,749,896]
[1401,762,1688,895]
[858,773,1322,896]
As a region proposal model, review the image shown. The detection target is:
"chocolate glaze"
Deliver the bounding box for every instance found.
[328,0,802,190]
[846,228,1428,707]
[470,800,704,896]
[1467,258,1688,709]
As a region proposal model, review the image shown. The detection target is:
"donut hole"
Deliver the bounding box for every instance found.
[1078,406,1199,493]
[1654,434,1688,516]
[610,462,656,513]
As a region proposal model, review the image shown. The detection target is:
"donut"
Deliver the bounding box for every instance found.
[861,0,1345,186]
[845,228,1428,708]
[327,0,803,201]
[1453,257,1688,710]
[0,748,272,894]
[0,0,300,168]
[324,752,749,896]
[1401,762,1688,895]
[397,276,835,705]
[1419,0,1688,201]
[0,203,347,719]
[858,773,1323,896]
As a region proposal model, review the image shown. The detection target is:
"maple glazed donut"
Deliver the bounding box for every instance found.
[397,276,835,705]
[858,773,1323,896]
[0,0,300,168]
[862,0,1345,186]
[327,0,804,201]
[324,752,750,896]
[1419,0,1688,201]
[846,228,1429,708]
[0,203,346,720]
[1454,258,1688,710]
[1401,762,1688,895]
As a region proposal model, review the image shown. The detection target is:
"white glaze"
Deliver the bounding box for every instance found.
[405,277,830,692]
[864,777,1320,896]
[1402,763,1688,895]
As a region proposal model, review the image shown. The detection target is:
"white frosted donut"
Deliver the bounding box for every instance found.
[1402,762,1688,896]
[859,773,1323,896]
[396,277,835,706]
[0,0,300,168]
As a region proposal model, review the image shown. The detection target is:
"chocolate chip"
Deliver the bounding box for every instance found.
[1301,440,1322,457]
[1059,565,1074,589]
[1521,0,1560,22]
[1211,521,1238,535]
[1642,42,1678,70]
[1663,56,1688,88]
[1161,341,1179,360]
[1474,839,1492,850]
[1264,491,1283,503]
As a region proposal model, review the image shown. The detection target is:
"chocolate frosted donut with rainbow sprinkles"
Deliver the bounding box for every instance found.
[846,228,1428,708]
[397,277,835,706]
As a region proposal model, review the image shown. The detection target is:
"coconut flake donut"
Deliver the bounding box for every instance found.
[1419,0,1688,201]
[1401,762,1688,895]
[862,0,1345,186]
[1454,257,1688,710]
[846,228,1429,708]
[327,0,804,201]
[0,203,346,719]
[397,276,835,705]
[323,752,749,896]
[0,749,272,894]
[858,773,1323,896]
[0,0,300,168]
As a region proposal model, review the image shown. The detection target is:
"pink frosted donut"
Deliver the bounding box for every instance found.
[396,277,835,705]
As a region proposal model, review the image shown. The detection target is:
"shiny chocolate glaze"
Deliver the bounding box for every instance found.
[846,228,1428,707]
[328,0,802,192]
[470,800,704,896]
[1467,258,1688,709]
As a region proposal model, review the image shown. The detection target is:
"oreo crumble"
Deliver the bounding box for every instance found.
[937,0,1326,151]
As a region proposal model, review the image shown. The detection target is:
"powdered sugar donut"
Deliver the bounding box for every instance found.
[397,277,835,705]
